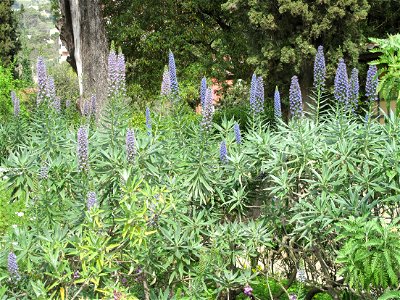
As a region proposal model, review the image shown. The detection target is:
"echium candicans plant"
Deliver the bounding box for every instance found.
[349,68,359,110]
[313,46,326,91]
[126,128,136,163]
[168,50,179,95]
[107,48,118,98]
[274,86,282,119]
[77,126,89,172]
[249,73,263,115]
[46,76,56,102]
[200,76,207,108]
[220,140,228,163]
[161,66,171,96]
[8,251,20,281]
[145,107,151,136]
[366,65,378,103]
[87,191,97,210]
[117,51,126,96]
[233,122,241,144]
[201,88,214,130]
[334,58,350,108]
[52,97,61,113]
[289,76,303,118]
[11,91,20,117]
[83,100,91,117]
[255,76,265,113]
[36,56,48,106]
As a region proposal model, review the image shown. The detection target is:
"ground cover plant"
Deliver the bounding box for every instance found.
[0,44,400,300]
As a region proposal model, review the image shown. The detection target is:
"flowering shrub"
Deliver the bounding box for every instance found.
[0,46,397,300]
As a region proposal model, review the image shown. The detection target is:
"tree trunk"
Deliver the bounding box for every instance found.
[57,0,108,112]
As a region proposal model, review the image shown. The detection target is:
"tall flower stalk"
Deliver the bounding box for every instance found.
[8,251,20,281]
[87,191,97,210]
[126,128,136,163]
[349,68,359,111]
[233,123,242,144]
[313,46,326,122]
[366,65,378,103]
[145,107,152,136]
[161,66,171,96]
[201,88,214,130]
[334,58,349,109]
[36,57,48,106]
[11,91,20,117]
[220,141,228,163]
[274,86,282,119]
[289,76,303,118]
[169,51,179,95]
[200,77,207,108]
[77,126,89,172]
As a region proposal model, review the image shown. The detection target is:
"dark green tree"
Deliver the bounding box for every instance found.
[0,0,20,67]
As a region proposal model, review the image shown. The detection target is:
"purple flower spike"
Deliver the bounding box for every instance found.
[83,100,91,117]
[145,107,151,136]
[349,68,359,110]
[334,58,349,107]
[200,77,207,108]
[66,99,71,109]
[220,141,228,163]
[249,73,258,115]
[11,91,20,117]
[87,191,97,210]
[274,86,282,119]
[46,76,56,102]
[161,66,171,96]
[243,285,253,296]
[256,76,264,113]
[53,97,61,113]
[366,65,378,102]
[289,294,298,300]
[313,45,326,91]
[233,122,241,144]
[289,76,303,118]
[108,49,118,98]
[36,57,48,106]
[77,126,89,172]
[8,252,20,281]
[126,128,136,163]
[168,51,179,94]
[117,52,126,95]
[201,88,214,130]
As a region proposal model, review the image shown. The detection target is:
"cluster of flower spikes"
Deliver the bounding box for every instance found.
[220,140,228,163]
[249,73,264,115]
[39,165,49,180]
[126,128,136,164]
[87,191,97,210]
[11,91,20,117]
[313,45,326,91]
[108,48,126,99]
[77,126,89,172]
[274,86,282,119]
[349,68,359,110]
[289,75,303,118]
[334,58,350,108]
[168,50,179,95]
[233,122,241,144]
[8,251,20,281]
[201,87,214,130]
[160,66,171,96]
[366,65,378,102]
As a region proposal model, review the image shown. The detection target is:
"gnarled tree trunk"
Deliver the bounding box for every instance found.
[57,0,108,112]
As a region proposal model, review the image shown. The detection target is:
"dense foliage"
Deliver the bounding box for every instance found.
[0,0,20,68]
[101,0,400,99]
